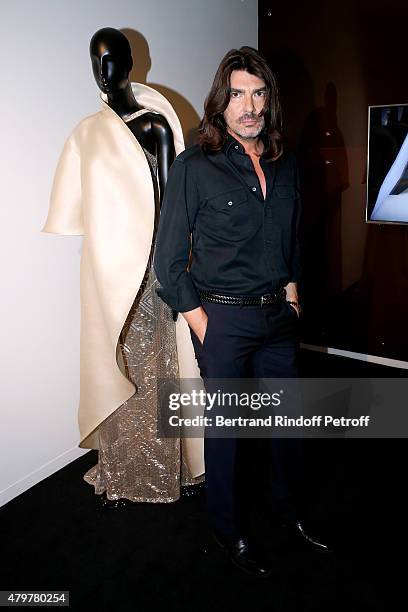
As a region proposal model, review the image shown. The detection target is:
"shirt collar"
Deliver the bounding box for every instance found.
[223,131,270,157]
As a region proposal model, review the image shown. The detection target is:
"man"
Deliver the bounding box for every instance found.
[154,47,330,577]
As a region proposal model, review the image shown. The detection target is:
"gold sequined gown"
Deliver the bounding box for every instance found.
[84,145,202,501]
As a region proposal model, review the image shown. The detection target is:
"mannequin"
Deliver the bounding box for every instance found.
[41,28,204,502]
[89,27,174,197]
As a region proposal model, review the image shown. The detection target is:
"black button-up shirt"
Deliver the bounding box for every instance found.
[153,133,302,312]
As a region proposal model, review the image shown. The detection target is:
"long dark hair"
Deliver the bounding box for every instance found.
[198,46,283,160]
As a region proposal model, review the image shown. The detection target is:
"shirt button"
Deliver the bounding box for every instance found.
[234,145,239,150]
[252,187,257,191]
[227,201,233,206]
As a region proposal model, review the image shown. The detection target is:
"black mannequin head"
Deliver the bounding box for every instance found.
[90,28,133,94]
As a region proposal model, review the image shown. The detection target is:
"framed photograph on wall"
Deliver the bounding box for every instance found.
[367,103,408,224]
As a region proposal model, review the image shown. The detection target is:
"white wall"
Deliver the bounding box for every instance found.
[0,0,257,507]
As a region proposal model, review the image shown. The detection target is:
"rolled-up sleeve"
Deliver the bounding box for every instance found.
[154,157,202,312]
[288,155,302,284]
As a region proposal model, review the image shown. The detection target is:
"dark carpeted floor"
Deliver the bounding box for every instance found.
[1,350,402,611]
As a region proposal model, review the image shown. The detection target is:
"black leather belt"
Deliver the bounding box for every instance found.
[198,287,286,306]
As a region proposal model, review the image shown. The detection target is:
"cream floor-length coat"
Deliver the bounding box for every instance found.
[41,83,204,478]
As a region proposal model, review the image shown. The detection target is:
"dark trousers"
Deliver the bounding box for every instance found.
[189,298,303,540]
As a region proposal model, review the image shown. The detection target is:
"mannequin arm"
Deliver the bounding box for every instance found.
[153,116,175,204]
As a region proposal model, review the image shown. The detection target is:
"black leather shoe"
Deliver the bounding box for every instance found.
[283,520,332,553]
[213,531,272,578]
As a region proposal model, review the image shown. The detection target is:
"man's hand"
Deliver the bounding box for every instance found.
[182,306,208,345]
[288,302,301,318]
[284,281,298,302]
[284,281,300,318]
